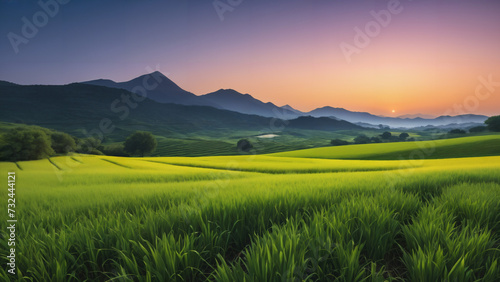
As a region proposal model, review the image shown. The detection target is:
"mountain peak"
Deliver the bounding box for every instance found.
[148,71,167,78]
[281,104,303,114]
[215,88,240,94]
[91,78,116,83]
[0,80,19,86]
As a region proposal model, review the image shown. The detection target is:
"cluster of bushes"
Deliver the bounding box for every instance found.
[468,126,487,133]
[331,131,414,146]
[0,126,101,161]
[448,125,491,136]
[450,116,499,135]
[0,126,157,161]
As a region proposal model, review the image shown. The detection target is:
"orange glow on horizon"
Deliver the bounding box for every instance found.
[172,1,500,117]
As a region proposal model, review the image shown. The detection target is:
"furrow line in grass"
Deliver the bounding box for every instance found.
[70,156,84,164]
[13,161,22,170]
[142,159,410,175]
[101,158,132,169]
[47,158,62,171]
[142,160,270,174]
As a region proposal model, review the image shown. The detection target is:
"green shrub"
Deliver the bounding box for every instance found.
[51,132,77,154]
[0,126,54,161]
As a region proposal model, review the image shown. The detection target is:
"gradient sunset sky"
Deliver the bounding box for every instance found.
[1,0,499,116]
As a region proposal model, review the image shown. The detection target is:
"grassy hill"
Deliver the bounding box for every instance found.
[2,150,499,281]
[272,134,500,160]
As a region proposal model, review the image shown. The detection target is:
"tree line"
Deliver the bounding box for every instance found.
[331,115,500,146]
[1,116,499,161]
[0,127,157,162]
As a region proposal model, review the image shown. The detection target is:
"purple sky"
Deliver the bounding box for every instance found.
[1,0,499,115]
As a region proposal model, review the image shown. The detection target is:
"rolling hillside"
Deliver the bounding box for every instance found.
[81,72,489,129]
[0,82,364,155]
[2,142,499,281]
[272,135,500,160]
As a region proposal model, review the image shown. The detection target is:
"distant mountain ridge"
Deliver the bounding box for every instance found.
[19,71,493,129]
[200,89,286,117]
[0,81,363,139]
[82,71,218,107]
[83,72,304,118]
[398,113,436,119]
[307,106,488,128]
[287,116,363,131]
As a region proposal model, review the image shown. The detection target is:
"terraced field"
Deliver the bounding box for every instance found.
[1,135,499,281]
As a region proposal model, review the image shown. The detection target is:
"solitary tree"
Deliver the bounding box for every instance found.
[0,127,55,161]
[124,131,157,157]
[399,132,410,141]
[381,131,392,139]
[485,115,500,132]
[237,139,253,152]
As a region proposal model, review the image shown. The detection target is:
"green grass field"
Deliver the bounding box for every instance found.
[272,134,500,160]
[1,135,499,281]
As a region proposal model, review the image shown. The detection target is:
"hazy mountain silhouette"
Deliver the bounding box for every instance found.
[78,72,489,128]
[0,81,18,87]
[287,116,364,131]
[280,104,305,118]
[398,113,436,119]
[0,82,362,138]
[82,71,217,107]
[307,106,488,128]
[84,72,304,118]
[201,89,301,118]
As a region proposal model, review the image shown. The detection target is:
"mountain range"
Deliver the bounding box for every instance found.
[0,81,362,141]
[82,72,489,129]
[82,71,216,107]
[83,72,301,119]
[397,113,436,119]
[307,107,487,129]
